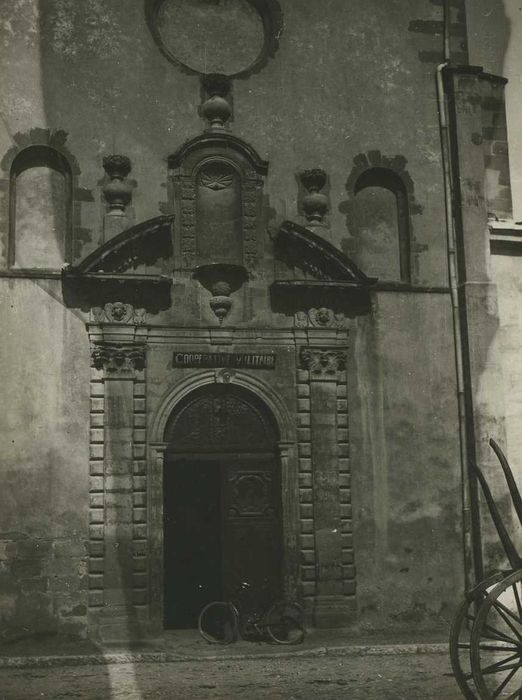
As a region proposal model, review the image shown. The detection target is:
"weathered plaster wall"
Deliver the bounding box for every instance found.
[485,252,522,558]
[0,0,456,281]
[0,0,475,638]
[0,279,90,640]
[350,292,463,631]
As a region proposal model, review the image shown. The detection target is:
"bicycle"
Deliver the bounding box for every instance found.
[198,581,305,645]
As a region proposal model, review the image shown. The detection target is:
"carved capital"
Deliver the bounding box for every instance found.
[300,347,346,379]
[91,343,146,374]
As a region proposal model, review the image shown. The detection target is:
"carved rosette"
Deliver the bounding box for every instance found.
[91,344,146,375]
[300,347,346,380]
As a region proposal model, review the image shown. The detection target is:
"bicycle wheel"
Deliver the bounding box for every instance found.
[198,601,239,644]
[264,600,305,645]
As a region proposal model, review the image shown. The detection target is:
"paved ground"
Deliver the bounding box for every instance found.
[0,652,462,699]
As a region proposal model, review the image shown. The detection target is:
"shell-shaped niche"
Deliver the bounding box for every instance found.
[196,160,242,265]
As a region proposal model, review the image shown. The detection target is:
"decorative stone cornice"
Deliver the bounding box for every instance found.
[300,347,346,379]
[91,343,146,374]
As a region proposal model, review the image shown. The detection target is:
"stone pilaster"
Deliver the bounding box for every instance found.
[300,347,355,627]
[90,342,147,642]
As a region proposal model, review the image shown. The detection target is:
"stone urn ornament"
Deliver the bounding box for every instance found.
[193,262,248,323]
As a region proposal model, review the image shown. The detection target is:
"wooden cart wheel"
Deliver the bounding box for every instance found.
[470,570,522,699]
[450,573,505,700]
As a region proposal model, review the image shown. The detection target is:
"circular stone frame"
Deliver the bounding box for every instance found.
[145,0,283,78]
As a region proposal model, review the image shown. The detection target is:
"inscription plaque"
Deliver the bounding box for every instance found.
[173,352,275,370]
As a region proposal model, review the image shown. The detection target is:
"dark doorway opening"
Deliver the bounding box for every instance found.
[163,458,222,629]
[162,385,282,630]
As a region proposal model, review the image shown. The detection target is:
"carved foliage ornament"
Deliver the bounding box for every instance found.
[91,344,146,373]
[300,348,346,378]
[295,308,347,329]
[91,303,147,325]
[228,472,274,518]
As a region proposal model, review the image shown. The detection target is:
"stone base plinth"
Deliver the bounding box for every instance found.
[313,595,357,628]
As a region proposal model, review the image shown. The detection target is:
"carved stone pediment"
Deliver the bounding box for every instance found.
[271,220,376,320]
[273,220,375,284]
[61,216,173,314]
[69,215,174,275]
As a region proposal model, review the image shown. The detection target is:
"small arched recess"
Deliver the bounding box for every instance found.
[9,145,72,269]
[351,167,411,283]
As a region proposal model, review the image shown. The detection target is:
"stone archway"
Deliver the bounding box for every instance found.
[162,383,283,628]
[148,372,298,633]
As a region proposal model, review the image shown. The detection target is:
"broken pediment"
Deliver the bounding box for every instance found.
[271,220,377,318]
[61,215,173,313]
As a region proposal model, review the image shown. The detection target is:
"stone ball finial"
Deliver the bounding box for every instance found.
[200,74,232,131]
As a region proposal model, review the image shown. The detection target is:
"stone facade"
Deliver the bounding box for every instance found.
[0,0,518,643]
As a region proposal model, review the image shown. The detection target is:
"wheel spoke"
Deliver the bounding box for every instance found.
[493,599,522,631]
[490,602,522,641]
[484,624,520,644]
[492,665,519,697]
[513,584,522,621]
[480,652,521,676]
[478,644,519,653]
[500,677,522,700]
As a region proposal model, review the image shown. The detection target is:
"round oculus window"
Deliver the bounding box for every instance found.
[148,0,282,77]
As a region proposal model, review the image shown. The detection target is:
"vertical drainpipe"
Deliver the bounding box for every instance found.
[436,0,484,592]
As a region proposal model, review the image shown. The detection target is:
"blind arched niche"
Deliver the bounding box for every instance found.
[10,145,72,269]
[351,167,411,283]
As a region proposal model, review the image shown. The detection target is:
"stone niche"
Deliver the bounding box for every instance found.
[168,133,268,273]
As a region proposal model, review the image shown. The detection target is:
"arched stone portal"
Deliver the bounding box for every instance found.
[162,384,284,629]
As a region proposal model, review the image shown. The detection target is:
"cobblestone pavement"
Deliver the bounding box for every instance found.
[0,652,463,700]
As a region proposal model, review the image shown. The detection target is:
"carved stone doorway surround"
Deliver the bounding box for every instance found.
[86,321,354,638]
[87,322,149,642]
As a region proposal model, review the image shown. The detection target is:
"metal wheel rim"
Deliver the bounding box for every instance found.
[264,600,305,645]
[449,574,504,700]
[470,570,522,699]
[198,601,239,644]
